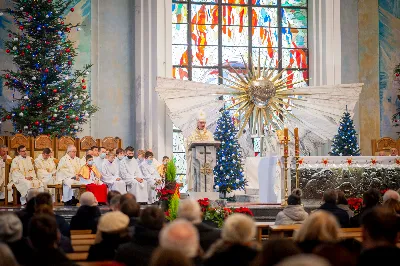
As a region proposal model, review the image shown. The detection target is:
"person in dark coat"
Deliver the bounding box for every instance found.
[120,198,141,228]
[177,199,221,252]
[70,192,101,233]
[87,211,131,261]
[350,188,380,228]
[0,213,33,266]
[318,189,349,227]
[28,214,76,266]
[115,206,165,266]
[357,207,400,266]
[16,189,40,237]
[203,214,260,266]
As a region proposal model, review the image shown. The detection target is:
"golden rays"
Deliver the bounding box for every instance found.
[220,54,309,137]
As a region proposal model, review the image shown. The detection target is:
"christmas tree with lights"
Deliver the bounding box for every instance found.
[213,110,247,198]
[330,109,360,156]
[0,0,98,136]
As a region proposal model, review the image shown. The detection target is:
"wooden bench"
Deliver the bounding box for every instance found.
[47,183,87,205]
[71,239,95,246]
[269,225,301,238]
[71,234,96,240]
[255,222,275,242]
[71,230,92,235]
[74,245,91,252]
[67,252,89,261]
[78,262,122,266]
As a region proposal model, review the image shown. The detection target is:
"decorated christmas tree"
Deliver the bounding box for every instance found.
[213,110,247,198]
[330,109,360,156]
[0,0,98,136]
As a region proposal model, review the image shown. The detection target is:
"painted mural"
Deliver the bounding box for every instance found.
[379,0,400,138]
[0,0,91,134]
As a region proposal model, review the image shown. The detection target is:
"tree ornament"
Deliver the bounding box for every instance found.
[396,73,400,77]
[32,76,36,81]
[73,95,78,99]
[53,89,57,93]
[12,46,17,51]
[19,112,23,117]
[82,79,85,83]
[53,114,58,118]
[34,121,39,125]
[24,126,28,130]
[26,44,30,49]
[13,37,18,41]
[5,74,10,79]
[82,85,87,90]
[68,61,72,65]
[58,105,63,110]
[65,48,70,53]
[75,117,79,121]
[6,49,10,53]
[37,103,42,107]
[23,95,29,100]
[44,68,49,73]
[70,7,75,12]
[66,115,70,119]
[74,125,78,129]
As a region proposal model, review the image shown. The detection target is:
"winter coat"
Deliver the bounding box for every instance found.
[337,204,354,218]
[275,205,309,225]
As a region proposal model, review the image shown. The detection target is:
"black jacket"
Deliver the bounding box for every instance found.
[115,224,161,266]
[27,248,77,266]
[357,246,400,266]
[204,243,258,266]
[318,203,350,227]
[70,205,101,233]
[195,222,221,252]
[7,238,33,266]
[87,234,131,262]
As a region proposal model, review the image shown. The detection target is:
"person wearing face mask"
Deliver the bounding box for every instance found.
[78,155,108,204]
[120,146,148,203]
[140,151,163,204]
[101,152,127,194]
[136,150,145,165]
[94,147,108,169]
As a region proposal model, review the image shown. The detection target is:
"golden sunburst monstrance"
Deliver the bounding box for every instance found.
[220,55,309,138]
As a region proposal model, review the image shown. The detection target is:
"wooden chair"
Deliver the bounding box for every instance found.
[33,135,55,159]
[99,137,122,152]
[78,136,98,158]
[55,136,78,159]
[371,137,397,155]
[255,222,275,242]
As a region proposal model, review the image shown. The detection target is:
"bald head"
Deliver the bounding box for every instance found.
[67,145,77,158]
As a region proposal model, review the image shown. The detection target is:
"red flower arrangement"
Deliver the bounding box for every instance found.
[156,187,176,201]
[234,207,254,216]
[347,197,363,215]
[198,198,210,212]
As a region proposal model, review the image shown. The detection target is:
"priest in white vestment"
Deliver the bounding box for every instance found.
[35,148,57,195]
[120,146,148,203]
[9,145,43,205]
[140,151,163,204]
[56,145,84,203]
[185,110,214,191]
[0,145,11,200]
[101,152,127,194]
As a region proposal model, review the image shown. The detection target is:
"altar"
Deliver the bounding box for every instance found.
[245,156,400,203]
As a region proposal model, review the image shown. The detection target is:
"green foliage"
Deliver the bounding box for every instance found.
[166,158,177,182]
[0,0,98,136]
[166,191,179,221]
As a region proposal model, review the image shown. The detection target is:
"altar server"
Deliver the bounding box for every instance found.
[140,151,163,204]
[78,155,108,204]
[120,146,148,203]
[35,148,57,195]
[157,156,170,178]
[101,152,127,194]
[185,110,214,191]
[94,147,107,169]
[136,149,145,165]
[9,145,43,205]
[0,145,11,200]
[57,145,83,204]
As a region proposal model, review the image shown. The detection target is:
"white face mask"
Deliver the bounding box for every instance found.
[118,155,124,160]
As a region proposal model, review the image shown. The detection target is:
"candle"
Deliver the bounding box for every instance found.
[284,127,288,139]
[294,128,298,138]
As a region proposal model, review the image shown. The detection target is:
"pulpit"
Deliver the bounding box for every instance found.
[189,141,220,195]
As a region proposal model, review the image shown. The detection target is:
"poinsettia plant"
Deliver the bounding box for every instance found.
[347,197,363,215]
[197,198,254,228]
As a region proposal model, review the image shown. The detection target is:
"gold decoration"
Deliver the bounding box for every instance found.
[200,163,213,175]
[221,54,309,137]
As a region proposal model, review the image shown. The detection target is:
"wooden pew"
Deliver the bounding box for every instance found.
[255,222,275,242]
[71,239,95,246]
[71,234,96,240]
[67,252,89,261]
[269,225,301,238]
[71,230,92,235]
[78,262,121,266]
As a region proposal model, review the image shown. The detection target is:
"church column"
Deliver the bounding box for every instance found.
[133,0,173,159]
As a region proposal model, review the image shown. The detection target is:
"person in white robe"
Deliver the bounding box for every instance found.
[114,148,125,169]
[35,148,57,196]
[0,145,11,200]
[185,110,214,191]
[94,147,107,169]
[146,149,162,168]
[101,152,127,194]
[9,145,43,205]
[120,146,148,203]
[140,151,163,204]
[136,149,145,165]
[56,145,84,203]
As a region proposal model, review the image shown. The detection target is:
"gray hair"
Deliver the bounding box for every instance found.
[276,254,331,266]
[221,213,256,243]
[177,199,202,224]
[0,213,23,243]
[27,189,39,201]
[66,145,76,153]
[0,145,8,149]
[323,189,337,204]
[159,219,199,258]
[0,243,18,266]
[382,190,400,203]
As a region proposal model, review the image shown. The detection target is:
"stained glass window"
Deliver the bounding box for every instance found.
[172,0,308,178]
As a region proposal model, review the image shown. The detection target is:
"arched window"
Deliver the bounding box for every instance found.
[172,0,308,181]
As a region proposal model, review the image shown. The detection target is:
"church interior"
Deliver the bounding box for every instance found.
[0,0,399,265]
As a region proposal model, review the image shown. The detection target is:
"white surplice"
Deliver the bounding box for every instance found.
[9,155,44,204]
[140,161,163,204]
[0,155,11,200]
[56,154,83,202]
[120,157,148,202]
[101,160,127,194]
[94,156,105,170]
[35,154,57,196]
